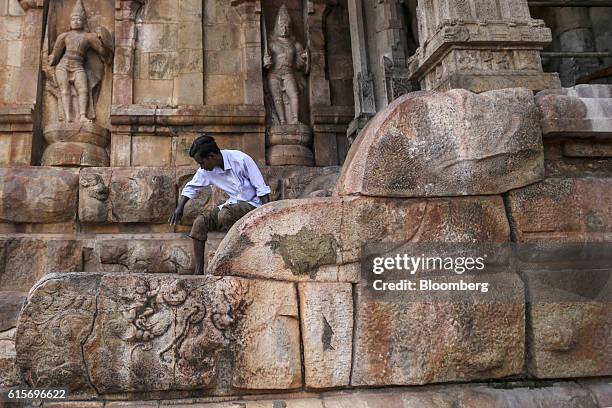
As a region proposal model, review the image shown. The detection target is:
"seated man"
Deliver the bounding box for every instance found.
[169,135,270,274]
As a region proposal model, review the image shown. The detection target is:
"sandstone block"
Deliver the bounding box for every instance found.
[0,236,82,291]
[527,300,611,379]
[79,168,176,224]
[0,328,19,387]
[0,167,78,223]
[16,273,301,396]
[336,88,544,198]
[0,291,25,331]
[298,283,353,389]
[209,195,509,282]
[85,236,193,274]
[536,85,612,137]
[350,274,525,386]
[506,177,612,242]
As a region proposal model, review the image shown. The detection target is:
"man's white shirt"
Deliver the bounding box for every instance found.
[181,150,271,209]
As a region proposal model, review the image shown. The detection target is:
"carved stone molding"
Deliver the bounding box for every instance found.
[408,0,561,92]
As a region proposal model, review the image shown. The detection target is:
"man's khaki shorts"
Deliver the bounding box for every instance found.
[189,201,256,242]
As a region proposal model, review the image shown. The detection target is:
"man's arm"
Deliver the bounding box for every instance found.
[169,170,210,225]
[243,155,271,204]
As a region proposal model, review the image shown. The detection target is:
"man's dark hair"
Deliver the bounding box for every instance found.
[189,135,221,158]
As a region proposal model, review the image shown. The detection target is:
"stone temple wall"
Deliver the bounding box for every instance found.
[0,85,610,407]
[0,0,611,406]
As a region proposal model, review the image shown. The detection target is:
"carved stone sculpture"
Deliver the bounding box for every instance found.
[264,4,309,126]
[41,0,114,167]
[264,4,314,166]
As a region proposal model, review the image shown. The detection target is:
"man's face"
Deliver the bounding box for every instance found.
[195,152,216,171]
[70,15,83,30]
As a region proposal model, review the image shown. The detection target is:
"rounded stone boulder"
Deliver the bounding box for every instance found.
[336,88,545,198]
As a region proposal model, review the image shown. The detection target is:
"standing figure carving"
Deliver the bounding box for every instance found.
[263,4,310,125]
[47,0,113,123]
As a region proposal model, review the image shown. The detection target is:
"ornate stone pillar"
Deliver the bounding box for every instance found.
[347,0,377,141]
[231,0,265,105]
[112,0,144,106]
[375,0,416,103]
[408,0,561,92]
[307,0,333,107]
[0,0,44,165]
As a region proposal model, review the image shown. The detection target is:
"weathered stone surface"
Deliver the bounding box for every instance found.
[0,291,25,331]
[209,195,509,282]
[336,88,544,198]
[527,300,611,379]
[79,168,176,223]
[350,272,525,386]
[506,177,612,242]
[321,382,598,408]
[16,273,100,396]
[579,379,612,407]
[536,85,612,137]
[84,235,193,274]
[0,236,82,292]
[298,283,352,389]
[17,273,301,396]
[0,327,19,387]
[0,167,78,223]
[35,381,606,406]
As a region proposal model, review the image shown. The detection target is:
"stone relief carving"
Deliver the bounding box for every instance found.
[263,4,310,126]
[41,0,114,167]
[15,276,99,395]
[45,0,113,124]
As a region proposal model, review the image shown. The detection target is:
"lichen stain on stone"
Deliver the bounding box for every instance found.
[266,227,338,279]
[215,234,254,274]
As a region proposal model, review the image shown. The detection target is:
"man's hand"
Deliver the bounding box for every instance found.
[169,207,183,225]
[259,194,270,205]
[169,196,190,225]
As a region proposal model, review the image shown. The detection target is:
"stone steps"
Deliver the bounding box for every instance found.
[0,232,226,293]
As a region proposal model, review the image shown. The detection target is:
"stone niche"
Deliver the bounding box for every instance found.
[262,0,354,167]
[0,0,45,166]
[40,0,116,167]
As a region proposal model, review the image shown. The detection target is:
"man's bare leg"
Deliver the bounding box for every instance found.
[193,239,206,275]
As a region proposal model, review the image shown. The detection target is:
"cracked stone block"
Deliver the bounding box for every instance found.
[16,273,301,397]
[0,167,78,223]
[298,282,353,388]
[79,168,176,224]
[209,195,509,282]
[336,88,544,198]
[506,177,612,242]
